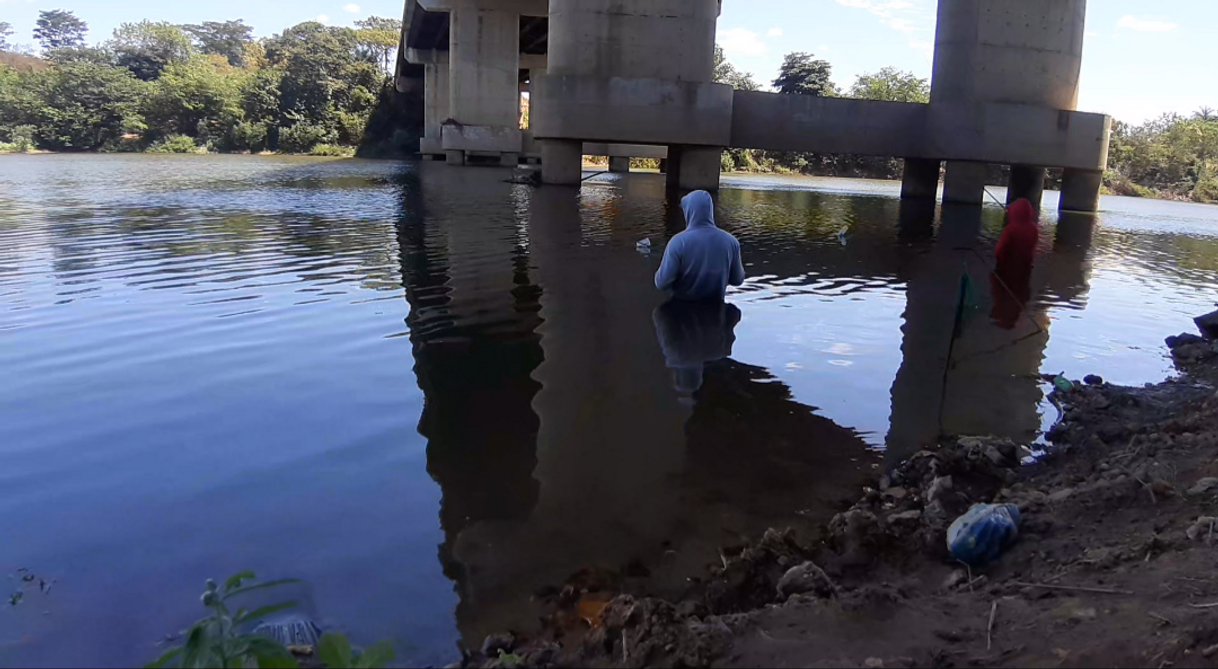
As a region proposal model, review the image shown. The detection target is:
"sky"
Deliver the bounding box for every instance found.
[2,0,1214,124]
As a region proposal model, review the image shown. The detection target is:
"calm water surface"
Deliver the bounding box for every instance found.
[3,155,1218,667]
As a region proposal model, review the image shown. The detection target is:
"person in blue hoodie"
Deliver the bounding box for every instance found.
[654,190,745,301]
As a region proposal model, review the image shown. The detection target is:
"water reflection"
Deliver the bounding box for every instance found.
[653,300,743,399]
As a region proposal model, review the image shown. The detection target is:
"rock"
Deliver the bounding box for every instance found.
[776,561,835,599]
[1167,333,1207,349]
[1196,310,1218,339]
[942,570,968,590]
[1186,517,1217,542]
[1048,488,1075,503]
[482,633,515,657]
[864,658,885,668]
[1189,478,1218,496]
[1084,374,1104,386]
[1173,343,1213,363]
[887,510,922,525]
[878,475,891,491]
[927,476,954,504]
[883,487,909,501]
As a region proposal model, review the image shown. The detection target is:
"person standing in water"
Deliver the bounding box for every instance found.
[990,198,1040,329]
[655,190,746,301]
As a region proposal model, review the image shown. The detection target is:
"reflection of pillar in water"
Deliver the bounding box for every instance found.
[1043,212,1096,309]
[394,167,545,648]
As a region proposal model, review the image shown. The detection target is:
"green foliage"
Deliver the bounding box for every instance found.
[145,572,301,669]
[229,121,270,153]
[1107,113,1218,201]
[110,21,193,80]
[317,633,395,669]
[0,124,38,152]
[848,67,929,104]
[0,21,14,51]
[308,144,354,157]
[143,55,244,144]
[713,44,759,92]
[773,52,836,97]
[182,20,254,68]
[34,10,89,51]
[146,134,200,153]
[354,17,401,74]
[279,121,334,153]
[1,60,147,150]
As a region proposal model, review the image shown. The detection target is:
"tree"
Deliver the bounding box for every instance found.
[773,52,835,97]
[1196,107,1216,122]
[0,22,14,51]
[848,67,929,103]
[143,54,244,143]
[109,21,192,80]
[34,9,89,51]
[354,17,401,74]
[182,20,254,67]
[713,44,759,92]
[7,60,147,150]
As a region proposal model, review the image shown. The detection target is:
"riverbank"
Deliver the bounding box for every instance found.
[459,329,1218,668]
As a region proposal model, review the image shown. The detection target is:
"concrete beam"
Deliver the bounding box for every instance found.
[531,74,734,147]
[419,0,548,17]
[1059,169,1103,213]
[581,143,668,160]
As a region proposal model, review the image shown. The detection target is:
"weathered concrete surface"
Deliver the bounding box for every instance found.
[541,139,582,185]
[675,146,723,191]
[923,102,1110,173]
[582,143,669,160]
[421,60,450,155]
[901,158,941,201]
[547,0,718,81]
[418,0,546,16]
[942,161,988,205]
[1060,169,1104,213]
[932,0,1086,111]
[441,124,523,153]
[448,6,519,130]
[531,75,734,147]
[608,157,630,173]
[1008,165,1046,209]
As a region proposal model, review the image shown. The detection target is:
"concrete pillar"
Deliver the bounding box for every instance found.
[1059,169,1103,212]
[669,145,722,192]
[901,158,941,200]
[422,61,450,155]
[942,160,987,205]
[541,139,582,185]
[608,157,630,173]
[658,159,668,174]
[449,6,521,129]
[1007,165,1046,209]
[931,0,1086,111]
[446,150,465,166]
[500,152,520,168]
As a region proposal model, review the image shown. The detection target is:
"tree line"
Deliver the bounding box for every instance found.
[0,10,406,155]
[715,47,1218,203]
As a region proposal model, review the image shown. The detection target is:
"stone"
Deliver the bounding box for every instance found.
[942,570,968,590]
[1187,517,1217,542]
[482,633,515,657]
[927,476,954,503]
[888,510,923,525]
[865,658,885,668]
[776,561,835,599]
[1189,478,1218,496]
[1196,310,1218,339]
[1167,333,1207,349]
[1048,488,1074,503]
[1084,374,1104,386]
[884,487,909,500]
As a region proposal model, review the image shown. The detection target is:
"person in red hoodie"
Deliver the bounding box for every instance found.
[990,198,1039,330]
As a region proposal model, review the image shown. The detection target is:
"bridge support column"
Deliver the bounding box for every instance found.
[666,145,721,192]
[1059,169,1103,213]
[942,160,987,205]
[421,61,450,157]
[1007,165,1046,209]
[445,5,523,162]
[446,150,465,166]
[901,158,941,200]
[541,139,582,185]
[608,157,630,173]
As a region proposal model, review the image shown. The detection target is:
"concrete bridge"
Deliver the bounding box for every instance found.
[398,0,1110,212]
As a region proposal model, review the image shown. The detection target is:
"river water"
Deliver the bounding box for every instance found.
[3,155,1218,666]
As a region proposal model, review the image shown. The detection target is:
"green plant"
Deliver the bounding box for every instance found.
[278,121,333,153]
[317,632,395,669]
[146,571,300,669]
[308,143,354,157]
[146,134,201,153]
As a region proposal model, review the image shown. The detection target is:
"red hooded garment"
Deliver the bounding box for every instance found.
[990,198,1039,330]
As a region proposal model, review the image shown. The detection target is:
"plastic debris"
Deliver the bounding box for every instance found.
[947,503,1021,566]
[636,238,651,249]
[1053,374,1074,393]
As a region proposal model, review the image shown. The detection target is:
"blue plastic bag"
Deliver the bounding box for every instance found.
[947,503,1021,566]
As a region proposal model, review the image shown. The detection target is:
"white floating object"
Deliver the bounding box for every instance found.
[636,238,652,249]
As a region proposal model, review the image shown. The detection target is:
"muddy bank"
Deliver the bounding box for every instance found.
[456,332,1218,669]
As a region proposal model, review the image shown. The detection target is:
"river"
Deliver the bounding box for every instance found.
[3,155,1217,667]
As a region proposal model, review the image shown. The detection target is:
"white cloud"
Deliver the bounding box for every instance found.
[343,3,361,13]
[767,28,783,37]
[1117,15,1178,33]
[316,14,330,24]
[1085,30,1098,38]
[717,27,768,56]
[828,0,933,35]
[909,39,933,61]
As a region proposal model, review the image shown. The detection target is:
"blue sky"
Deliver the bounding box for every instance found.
[2,0,1213,123]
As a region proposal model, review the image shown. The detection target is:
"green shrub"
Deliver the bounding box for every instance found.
[308,143,354,157]
[228,121,269,153]
[1193,178,1218,204]
[278,122,333,154]
[3,125,37,152]
[146,134,201,153]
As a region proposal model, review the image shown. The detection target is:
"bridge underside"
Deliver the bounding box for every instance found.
[398,0,1109,212]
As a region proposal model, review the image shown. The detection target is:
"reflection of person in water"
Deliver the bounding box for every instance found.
[655,190,746,301]
[653,299,742,399]
[990,198,1039,330]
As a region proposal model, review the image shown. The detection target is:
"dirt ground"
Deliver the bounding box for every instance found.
[457,331,1218,669]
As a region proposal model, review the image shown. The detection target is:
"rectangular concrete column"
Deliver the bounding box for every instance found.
[608,157,630,173]
[421,61,450,155]
[942,160,988,205]
[541,139,583,185]
[1059,169,1103,212]
[449,7,520,129]
[1007,165,1047,209]
[672,145,722,192]
[901,158,941,200]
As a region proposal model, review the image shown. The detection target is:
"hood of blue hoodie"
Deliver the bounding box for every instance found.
[681,190,716,230]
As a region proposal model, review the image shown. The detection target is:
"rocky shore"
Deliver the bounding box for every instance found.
[457,330,1218,669]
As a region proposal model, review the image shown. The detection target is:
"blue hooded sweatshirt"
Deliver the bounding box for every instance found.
[654,190,746,301]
